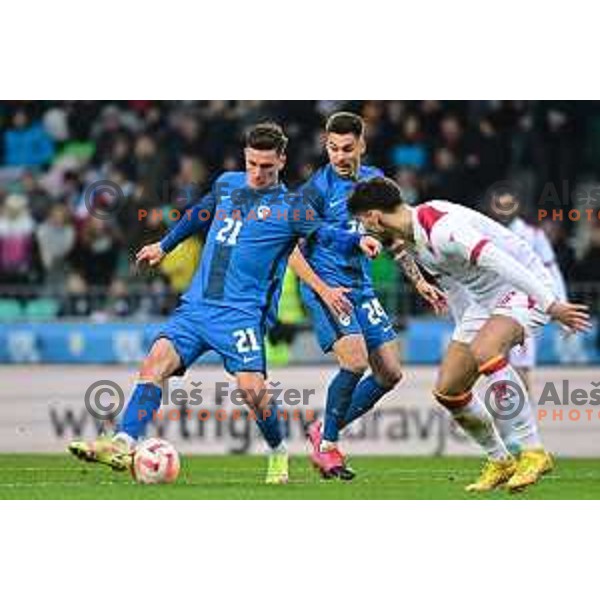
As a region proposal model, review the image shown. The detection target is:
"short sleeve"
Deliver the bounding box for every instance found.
[297,177,326,217]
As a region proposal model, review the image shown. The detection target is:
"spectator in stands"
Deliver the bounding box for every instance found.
[91,105,131,166]
[71,218,122,287]
[107,134,135,181]
[36,204,75,288]
[572,220,600,297]
[439,114,465,158]
[20,171,51,222]
[394,167,422,205]
[466,117,511,193]
[426,147,468,203]
[106,278,134,318]
[390,114,428,171]
[0,194,37,285]
[59,272,92,317]
[3,109,54,167]
[419,100,444,138]
[168,110,208,172]
[133,134,168,206]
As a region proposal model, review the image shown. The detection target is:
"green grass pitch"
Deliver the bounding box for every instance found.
[0,454,599,499]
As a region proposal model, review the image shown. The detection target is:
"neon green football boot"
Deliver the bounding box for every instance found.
[265,451,289,484]
[68,435,133,472]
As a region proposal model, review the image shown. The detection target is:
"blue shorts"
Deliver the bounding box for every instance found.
[155,301,266,376]
[300,285,397,353]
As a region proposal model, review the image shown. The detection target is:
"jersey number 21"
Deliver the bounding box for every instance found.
[216,218,243,246]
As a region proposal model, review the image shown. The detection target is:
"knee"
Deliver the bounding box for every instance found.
[469,340,495,368]
[139,356,169,383]
[238,381,267,411]
[376,365,403,389]
[139,342,178,383]
[339,355,369,375]
[469,341,508,375]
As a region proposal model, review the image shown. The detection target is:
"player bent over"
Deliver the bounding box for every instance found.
[68,123,380,484]
[347,177,590,492]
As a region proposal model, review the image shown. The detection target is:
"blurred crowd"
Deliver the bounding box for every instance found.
[0,100,599,321]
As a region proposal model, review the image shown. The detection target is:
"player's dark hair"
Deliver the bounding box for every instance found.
[347,177,405,214]
[244,122,288,155]
[326,112,364,138]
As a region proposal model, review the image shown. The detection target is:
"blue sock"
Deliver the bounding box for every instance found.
[255,404,283,449]
[323,369,363,442]
[116,382,162,440]
[341,375,391,428]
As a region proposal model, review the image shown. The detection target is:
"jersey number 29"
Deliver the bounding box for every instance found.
[362,298,386,325]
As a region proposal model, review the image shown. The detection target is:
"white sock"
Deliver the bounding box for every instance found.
[113,432,136,450]
[480,362,542,454]
[446,393,511,460]
[320,440,337,453]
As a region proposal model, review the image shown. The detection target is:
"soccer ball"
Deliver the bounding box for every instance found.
[132,438,180,484]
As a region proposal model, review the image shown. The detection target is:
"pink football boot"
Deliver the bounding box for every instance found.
[306,420,355,480]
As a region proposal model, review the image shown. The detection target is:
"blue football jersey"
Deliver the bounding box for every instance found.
[160,171,361,328]
[300,164,383,290]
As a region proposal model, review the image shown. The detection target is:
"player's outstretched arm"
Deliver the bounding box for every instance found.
[288,245,352,318]
[159,192,216,255]
[474,241,591,332]
[389,239,447,314]
[313,226,381,257]
[294,212,381,258]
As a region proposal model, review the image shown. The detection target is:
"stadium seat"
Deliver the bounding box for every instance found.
[24,298,60,321]
[0,299,23,322]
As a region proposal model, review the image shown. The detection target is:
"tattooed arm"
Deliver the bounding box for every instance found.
[390,240,448,314]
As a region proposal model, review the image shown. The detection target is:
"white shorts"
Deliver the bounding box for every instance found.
[508,334,536,368]
[450,288,549,347]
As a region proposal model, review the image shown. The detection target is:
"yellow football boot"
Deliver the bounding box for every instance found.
[465,457,517,492]
[505,448,554,492]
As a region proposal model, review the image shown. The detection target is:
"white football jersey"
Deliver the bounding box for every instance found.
[410,201,555,312]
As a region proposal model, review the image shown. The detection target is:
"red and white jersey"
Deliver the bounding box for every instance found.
[508,217,567,300]
[410,201,556,312]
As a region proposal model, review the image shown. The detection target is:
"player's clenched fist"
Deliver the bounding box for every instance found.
[136,242,165,266]
[359,235,381,258]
